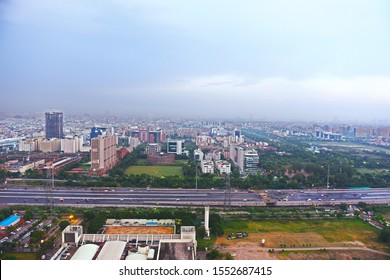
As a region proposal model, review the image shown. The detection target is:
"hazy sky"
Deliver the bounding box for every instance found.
[1,0,390,122]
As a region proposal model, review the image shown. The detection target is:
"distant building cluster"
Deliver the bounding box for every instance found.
[3,111,390,181]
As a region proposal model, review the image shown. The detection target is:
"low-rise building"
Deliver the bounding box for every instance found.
[215,160,231,174]
[201,160,214,174]
[147,153,175,165]
[145,143,161,155]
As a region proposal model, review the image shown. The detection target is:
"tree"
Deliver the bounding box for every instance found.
[379,227,390,244]
[23,210,34,221]
[59,220,70,231]
[206,249,221,260]
[30,230,46,244]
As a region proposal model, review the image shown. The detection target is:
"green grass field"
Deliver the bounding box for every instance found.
[356,168,389,175]
[125,165,183,177]
[1,253,37,260]
[221,218,387,250]
[175,160,188,166]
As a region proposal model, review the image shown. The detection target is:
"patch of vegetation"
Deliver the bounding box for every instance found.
[125,166,183,177]
[0,253,37,260]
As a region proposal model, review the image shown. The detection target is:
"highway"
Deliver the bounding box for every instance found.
[0,186,260,207]
[1,186,390,208]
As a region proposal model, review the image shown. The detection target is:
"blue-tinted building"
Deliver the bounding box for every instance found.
[0,215,20,229]
[90,127,107,140]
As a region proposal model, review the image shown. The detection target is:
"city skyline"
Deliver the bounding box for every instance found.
[1,0,390,122]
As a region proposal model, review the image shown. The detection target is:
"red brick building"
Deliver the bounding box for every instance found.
[147,153,175,165]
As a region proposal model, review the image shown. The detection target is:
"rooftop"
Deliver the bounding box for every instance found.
[0,215,20,227]
[158,241,195,260]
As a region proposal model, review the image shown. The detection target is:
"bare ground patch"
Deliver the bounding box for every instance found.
[216,232,333,248]
[277,250,390,260]
[105,226,174,234]
[214,232,378,260]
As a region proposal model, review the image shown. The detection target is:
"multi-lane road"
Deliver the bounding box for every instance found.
[1,186,390,207]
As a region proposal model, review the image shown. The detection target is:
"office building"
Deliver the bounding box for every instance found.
[243,150,259,175]
[167,140,186,155]
[45,111,64,139]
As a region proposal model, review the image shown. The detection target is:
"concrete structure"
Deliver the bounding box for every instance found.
[62,225,83,245]
[96,241,127,260]
[39,138,61,153]
[129,137,140,148]
[44,157,81,175]
[105,219,175,227]
[201,160,214,174]
[90,134,118,176]
[61,137,83,154]
[3,159,45,174]
[204,206,210,238]
[45,111,63,139]
[230,145,244,169]
[19,138,39,152]
[157,226,197,260]
[315,130,342,141]
[194,149,204,161]
[196,135,212,147]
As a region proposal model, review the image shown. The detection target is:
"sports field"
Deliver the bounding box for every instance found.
[125,165,183,177]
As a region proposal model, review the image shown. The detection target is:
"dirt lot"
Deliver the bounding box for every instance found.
[216,232,333,248]
[216,241,278,260]
[215,240,389,260]
[215,233,389,260]
[105,226,174,234]
[277,250,390,260]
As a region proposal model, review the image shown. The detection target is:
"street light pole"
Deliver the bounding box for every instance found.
[194,153,198,190]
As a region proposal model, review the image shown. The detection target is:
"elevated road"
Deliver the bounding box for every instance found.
[1,185,390,208]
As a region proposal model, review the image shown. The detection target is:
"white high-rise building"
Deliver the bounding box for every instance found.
[243,150,259,175]
[167,140,186,155]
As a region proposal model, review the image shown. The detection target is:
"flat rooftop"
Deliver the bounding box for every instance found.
[105,226,174,235]
[0,215,20,227]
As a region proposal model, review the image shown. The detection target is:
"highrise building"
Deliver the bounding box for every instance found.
[90,134,118,176]
[243,150,259,175]
[45,111,64,139]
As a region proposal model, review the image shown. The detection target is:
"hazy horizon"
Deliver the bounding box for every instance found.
[1,1,390,122]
